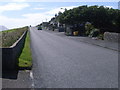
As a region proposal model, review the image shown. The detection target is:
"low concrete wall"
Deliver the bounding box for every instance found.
[104,32,120,43]
[104,32,120,51]
[2,31,27,71]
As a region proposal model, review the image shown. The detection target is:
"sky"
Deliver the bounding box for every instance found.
[0,0,119,29]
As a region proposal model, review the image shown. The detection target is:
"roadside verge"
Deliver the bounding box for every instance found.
[18,30,32,70]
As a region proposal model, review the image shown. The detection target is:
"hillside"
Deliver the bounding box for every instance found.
[0,25,8,31]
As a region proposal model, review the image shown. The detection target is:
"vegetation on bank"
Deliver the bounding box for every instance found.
[57,5,120,33]
[1,26,32,69]
[1,26,28,47]
[18,31,32,69]
[41,5,120,39]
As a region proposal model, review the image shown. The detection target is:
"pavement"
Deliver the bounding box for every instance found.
[2,70,32,89]
[46,29,119,52]
[30,27,118,88]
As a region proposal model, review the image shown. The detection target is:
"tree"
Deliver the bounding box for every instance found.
[56,5,120,33]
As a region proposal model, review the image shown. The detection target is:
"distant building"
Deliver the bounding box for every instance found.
[118,1,120,10]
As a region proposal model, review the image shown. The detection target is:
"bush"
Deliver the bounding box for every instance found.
[89,28,100,37]
[98,34,104,40]
[85,22,94,35]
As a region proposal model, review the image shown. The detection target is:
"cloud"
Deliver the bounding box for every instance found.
[12,0,27,2]
[22,13,52,22]
[0,5,78,29]
[105,6,114,8]
[33,7,45,10]
[46,6,77,15]
[0,3,30,13]
[0,13,52,29]
[0,15,29,29]
[0,0,119,2]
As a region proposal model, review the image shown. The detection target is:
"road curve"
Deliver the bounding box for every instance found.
[30,27,118,88]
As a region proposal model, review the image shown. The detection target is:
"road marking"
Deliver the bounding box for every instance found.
[30,71,35,89]
[30,71,34,79]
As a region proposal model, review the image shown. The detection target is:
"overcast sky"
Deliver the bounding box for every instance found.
[0,0,119,29]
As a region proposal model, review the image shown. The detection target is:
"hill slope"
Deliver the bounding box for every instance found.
[0,25,8,31]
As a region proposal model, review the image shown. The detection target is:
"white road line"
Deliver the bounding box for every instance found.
[30,71,35,89]
[30,71,34,79]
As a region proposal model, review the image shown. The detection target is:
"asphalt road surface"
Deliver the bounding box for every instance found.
[30,27,118,88]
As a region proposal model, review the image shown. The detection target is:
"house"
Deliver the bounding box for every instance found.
[49,17,65,32]
[41,22,49,30]
[65,23,85,36]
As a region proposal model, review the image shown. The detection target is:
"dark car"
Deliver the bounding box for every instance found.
[38,26,42,30]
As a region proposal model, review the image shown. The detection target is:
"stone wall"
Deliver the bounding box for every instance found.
[104,32,120,43]
[2,31,27,71]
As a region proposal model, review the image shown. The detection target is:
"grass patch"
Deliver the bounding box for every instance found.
[1,26,28,47]
[18,31,32,69]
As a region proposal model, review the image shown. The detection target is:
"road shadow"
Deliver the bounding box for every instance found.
[2,70,18,79]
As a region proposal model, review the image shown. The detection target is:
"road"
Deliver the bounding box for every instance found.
[30,27,118,88]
